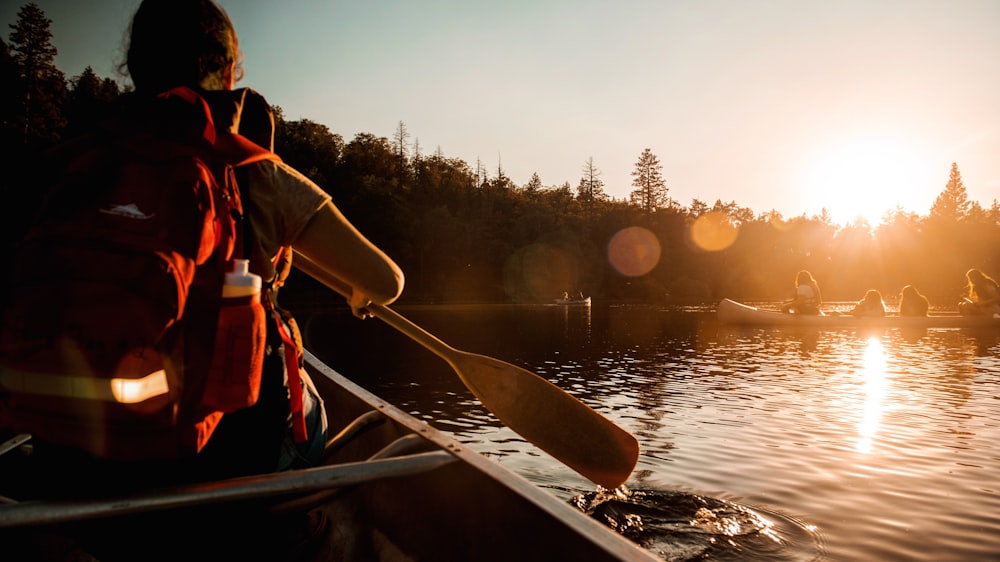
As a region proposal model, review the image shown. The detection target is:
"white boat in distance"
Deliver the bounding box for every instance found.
[555,296,591,306]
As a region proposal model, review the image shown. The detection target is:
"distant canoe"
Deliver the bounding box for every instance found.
[716,298,999,329]
[555,296,591,306]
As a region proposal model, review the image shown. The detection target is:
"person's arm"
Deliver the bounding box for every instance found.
[292,201,404,317]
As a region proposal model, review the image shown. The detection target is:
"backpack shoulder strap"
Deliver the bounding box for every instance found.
[202,88,282,167]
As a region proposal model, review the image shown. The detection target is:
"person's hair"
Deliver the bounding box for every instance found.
[966,268,998,299]
[795,270,821,303]
[123,0,243,93]
[899,284,929,315]
[863,289,882,303]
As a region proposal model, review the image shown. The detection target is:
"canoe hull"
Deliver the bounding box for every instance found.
[305,351,654,561]
[717,298,1000,329]
[1,351,656,562]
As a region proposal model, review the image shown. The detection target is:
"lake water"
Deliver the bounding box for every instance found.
[298,303,1000,562]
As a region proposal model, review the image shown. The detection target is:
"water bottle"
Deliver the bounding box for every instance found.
[223,258,262,298]
[205,259,266,412]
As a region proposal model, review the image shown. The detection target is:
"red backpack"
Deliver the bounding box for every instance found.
[0,87,283,460]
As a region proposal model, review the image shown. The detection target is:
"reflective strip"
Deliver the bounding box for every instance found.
[0,368,169,404]
[110,370,170,403]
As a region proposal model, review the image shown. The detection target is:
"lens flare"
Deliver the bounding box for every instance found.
[690,212,738,252]
[607,227,661,277]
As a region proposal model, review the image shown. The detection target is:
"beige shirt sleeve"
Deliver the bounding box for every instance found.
[243,159,331,264]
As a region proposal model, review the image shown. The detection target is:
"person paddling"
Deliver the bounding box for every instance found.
[780,270,822,315]
[1,0,404,491]
[898,285,930,317]
[959,268,1000,316]
[851,289,886,317]
[2,1,405,559]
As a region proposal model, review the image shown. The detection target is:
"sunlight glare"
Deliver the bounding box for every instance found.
[856,337,888,453]
[798,134,935,226]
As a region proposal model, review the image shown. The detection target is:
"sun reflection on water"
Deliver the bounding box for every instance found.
[857,337,888,453]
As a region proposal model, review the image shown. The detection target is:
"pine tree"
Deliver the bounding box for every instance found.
[8,2,67,146]
[65,66,120,136]
[629,148,668,213]
[524,172,543,196]
[0,37,20,146]
[929,162,970,222]
[392,120,410,187]
[577,156,607,203]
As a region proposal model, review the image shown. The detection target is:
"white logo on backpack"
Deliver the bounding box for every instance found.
[100,203,154,219]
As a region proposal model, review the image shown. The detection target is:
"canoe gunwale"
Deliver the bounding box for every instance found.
[0,450,457,527]
[555,296,592,306]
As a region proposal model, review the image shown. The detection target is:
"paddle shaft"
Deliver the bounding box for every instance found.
[291,252,638,488]
[291,253,456,360]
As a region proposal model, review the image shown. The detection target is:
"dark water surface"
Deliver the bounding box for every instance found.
[298,303,1000,562]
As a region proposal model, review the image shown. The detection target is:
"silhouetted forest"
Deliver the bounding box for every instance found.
[4,4,999,308]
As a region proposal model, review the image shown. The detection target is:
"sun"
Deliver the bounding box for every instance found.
[797,134,935,227]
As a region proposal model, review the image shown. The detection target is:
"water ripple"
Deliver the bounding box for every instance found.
[302,305,1000,561]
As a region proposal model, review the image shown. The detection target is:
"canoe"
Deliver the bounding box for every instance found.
[555,296,591,306]
[717,298,1000,329]
[0,350,658,562]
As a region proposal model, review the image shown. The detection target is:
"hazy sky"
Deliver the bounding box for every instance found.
[4,0,999,225]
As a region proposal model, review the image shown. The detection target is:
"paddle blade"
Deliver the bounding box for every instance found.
[451,351,639,489]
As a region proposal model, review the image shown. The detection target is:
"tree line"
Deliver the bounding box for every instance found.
[4,3,999,309]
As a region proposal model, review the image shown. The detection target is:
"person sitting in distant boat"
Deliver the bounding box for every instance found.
[851,289,886,317]
[898,285,929,317]
[780,270,822,315]
[958,268,1000,316]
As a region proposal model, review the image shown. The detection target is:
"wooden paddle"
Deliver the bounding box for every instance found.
[292,252,639,489]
